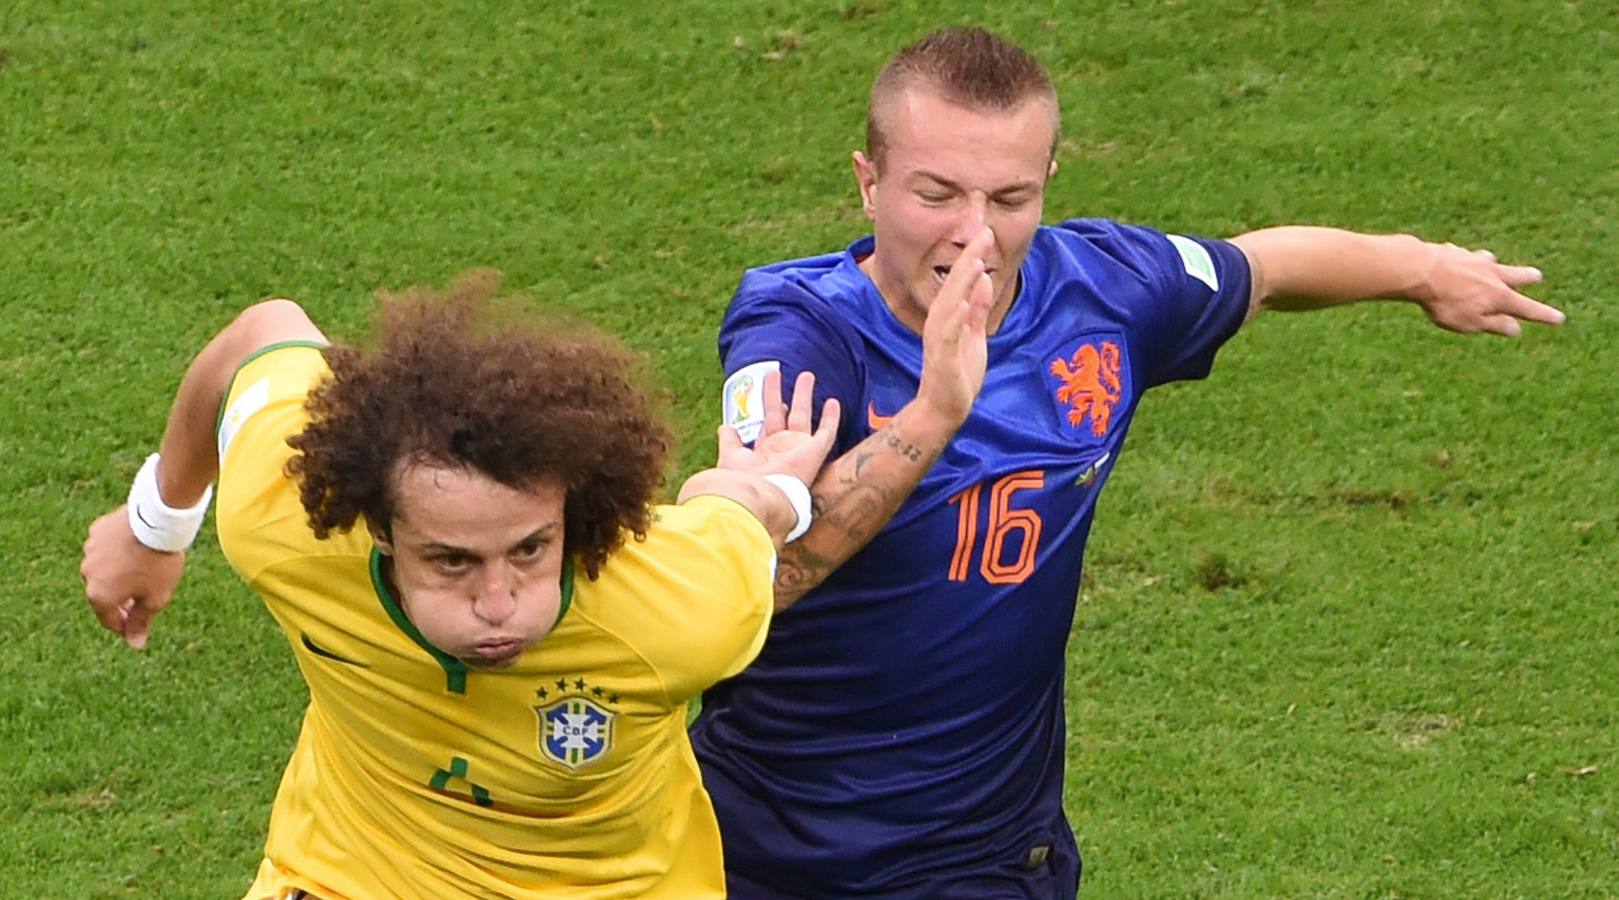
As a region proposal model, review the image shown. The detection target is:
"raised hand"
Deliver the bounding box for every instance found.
[81,505,186,649]
[717,368,842,487]
[1414,243,1564,337]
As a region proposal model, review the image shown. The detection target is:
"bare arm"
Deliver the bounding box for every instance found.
[81,299,325,648]
[1231,226,1564,336]
[771,401,959,607]
[770,228,996,609]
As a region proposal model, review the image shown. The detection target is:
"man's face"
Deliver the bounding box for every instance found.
[375,462,566,671]
[854,87,1056,332]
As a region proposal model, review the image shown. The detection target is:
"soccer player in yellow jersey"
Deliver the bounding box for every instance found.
[78,272,845,899]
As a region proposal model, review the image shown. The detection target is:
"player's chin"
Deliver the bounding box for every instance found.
[460,653,522,671]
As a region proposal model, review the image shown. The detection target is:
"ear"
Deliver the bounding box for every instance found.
[372,529,394,556]
[852,151,879,220]
[1048,158,1059,180]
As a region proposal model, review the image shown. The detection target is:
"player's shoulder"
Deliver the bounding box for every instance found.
[721,241,873,370]
[586,497,771,619]
[216,341,346,583]
[614,496,771,572]
[737,245,848,292]
[732,238,870,312]
[572,497,774,692]
[1039,218,1230,288]
[228,338,329,386]
[1042,217,1174,262]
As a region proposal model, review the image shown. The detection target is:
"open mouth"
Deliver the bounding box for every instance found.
[932,264,996,283]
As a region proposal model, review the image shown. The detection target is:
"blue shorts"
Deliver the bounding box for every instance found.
[703,756,1082,899]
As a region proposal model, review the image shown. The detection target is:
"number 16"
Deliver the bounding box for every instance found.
[947,469,1044,585]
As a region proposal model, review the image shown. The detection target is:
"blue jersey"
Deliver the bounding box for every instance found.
[692,219,1252,897]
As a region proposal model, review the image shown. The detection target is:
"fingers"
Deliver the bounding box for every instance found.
[935,229,993,317]
[1433,291,1563,336]
[122,599,159,650]
[84,584,131,636]
[80,506,182,649]
[1480,314,1522,338]
[965,270,993,335]
[761,368,787,436]
[717,423,744,458]
[786,371,816,433]
[1504,291,1565,326]
[815,396,842,445]
[1433,249,1563,334]
[1495,262,1543,289]
[82,530,131,637]
[922,227,992,358]
[1487,258,1561,328]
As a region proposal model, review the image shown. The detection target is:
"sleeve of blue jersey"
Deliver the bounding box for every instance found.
[1146,232,1250,386]
[1059,220,1252,388]
[717,272,865,447]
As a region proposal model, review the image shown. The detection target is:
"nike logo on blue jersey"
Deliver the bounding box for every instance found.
[301,633,370,667]
[867,402,896,430]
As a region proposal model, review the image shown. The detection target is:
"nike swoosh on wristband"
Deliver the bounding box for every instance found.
[866,402,896,430]
[301,633,370,667]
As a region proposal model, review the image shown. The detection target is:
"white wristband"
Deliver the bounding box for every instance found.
[127,453,213,552]
[760,473,813,543]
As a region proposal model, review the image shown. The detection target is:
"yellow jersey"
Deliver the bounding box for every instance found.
[214,344,774,899]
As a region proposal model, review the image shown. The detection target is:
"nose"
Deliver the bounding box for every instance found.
[949,195,990,247]
[473,563,517,625]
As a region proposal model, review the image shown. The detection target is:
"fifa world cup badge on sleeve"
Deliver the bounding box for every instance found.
[217,377,271,461]
[721,360,780,445]
[1166,234,1219,291]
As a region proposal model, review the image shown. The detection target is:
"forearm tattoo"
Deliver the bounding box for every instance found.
[880,430,923,462]
[772,425,934,606]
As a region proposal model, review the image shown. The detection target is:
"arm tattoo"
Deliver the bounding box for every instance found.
[774,542,836,608]
[771,423,939,607]
[851,448,877,478]
[880,429,923,462]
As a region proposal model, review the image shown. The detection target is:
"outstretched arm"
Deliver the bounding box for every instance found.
[80,300,325,649]
[766,227,997,609]
[1231,226,1564,336]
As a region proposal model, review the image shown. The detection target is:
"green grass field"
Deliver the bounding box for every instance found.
[4,1,1615,896]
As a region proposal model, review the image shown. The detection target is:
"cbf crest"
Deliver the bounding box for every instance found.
[1042,333,1128,441]
[535,677,618,770]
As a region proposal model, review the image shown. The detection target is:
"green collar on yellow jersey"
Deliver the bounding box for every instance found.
[369,549,576,694]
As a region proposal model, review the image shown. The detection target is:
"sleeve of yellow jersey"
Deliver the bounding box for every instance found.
[627,494,776,705]
[213,341,336,583]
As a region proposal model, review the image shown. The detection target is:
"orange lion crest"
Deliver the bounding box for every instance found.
[1048,341,1122,437]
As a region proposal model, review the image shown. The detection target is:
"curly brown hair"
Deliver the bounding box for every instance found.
[284,270,671,579]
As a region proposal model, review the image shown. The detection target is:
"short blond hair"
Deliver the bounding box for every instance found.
[866,27,1059,170]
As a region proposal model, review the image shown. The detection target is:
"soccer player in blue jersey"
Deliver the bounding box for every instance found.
[689,26,1565,898]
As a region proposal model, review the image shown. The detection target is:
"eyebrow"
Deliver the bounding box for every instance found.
[910,170,1042,197]
[414,524,559,556]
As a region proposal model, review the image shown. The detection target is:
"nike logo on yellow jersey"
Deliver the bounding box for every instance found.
[301,633,370,668]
